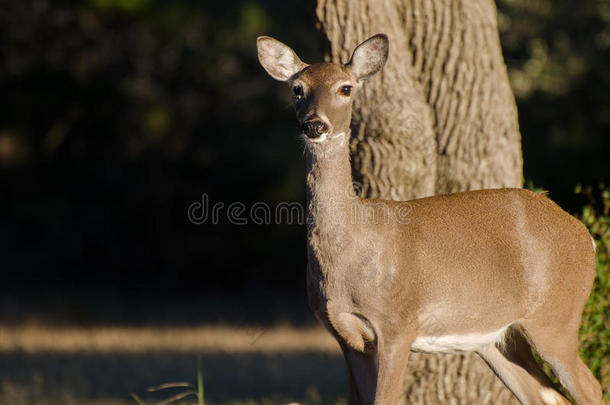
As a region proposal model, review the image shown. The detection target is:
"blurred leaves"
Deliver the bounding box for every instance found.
[239,3,270,37]
[92,0,151,14]
[0,0,316,303]
[497,0,610,204]
[499,0,603,98]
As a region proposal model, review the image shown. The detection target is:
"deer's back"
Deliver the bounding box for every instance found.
[382,188,596,333]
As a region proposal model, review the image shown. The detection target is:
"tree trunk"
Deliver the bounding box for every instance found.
[314,0,523,403]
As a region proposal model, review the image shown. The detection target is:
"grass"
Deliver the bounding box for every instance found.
[0,324,347,405]
[130,358,205,405]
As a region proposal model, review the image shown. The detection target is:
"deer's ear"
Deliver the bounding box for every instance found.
[348,34,389,81]
[257,36,307,82]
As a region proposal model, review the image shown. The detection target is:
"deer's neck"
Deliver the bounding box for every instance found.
[305,134,356,233]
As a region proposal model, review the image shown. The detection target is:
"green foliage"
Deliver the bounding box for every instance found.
[524,179,547,194]
[497,0,610,204]
[576,184,610,401]
[0,0,317,301]
[239,2,270,37]
[92,0,150,13]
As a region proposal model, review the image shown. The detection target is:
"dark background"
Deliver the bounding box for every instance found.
[1,0,608,324]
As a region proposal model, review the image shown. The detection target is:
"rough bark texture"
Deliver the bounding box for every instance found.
[314,0,523,403]
[315,0,522,200]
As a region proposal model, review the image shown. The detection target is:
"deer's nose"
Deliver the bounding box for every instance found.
[301,119,329,139]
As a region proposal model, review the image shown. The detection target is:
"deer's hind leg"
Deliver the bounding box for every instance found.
[519,256,602,405]
[476,326,570,405]
[521,318,603,405]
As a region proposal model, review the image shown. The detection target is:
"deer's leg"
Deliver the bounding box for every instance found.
[373,338,411,405]
[476,327,569,405]
[522,319,603,405]
[339,342,377,405]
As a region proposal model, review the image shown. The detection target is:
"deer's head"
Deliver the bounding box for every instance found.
[257,34,389,143]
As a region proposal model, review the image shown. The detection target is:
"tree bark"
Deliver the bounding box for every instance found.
[314,0,523,403]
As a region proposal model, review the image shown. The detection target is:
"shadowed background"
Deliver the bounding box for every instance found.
[0,0,608,404]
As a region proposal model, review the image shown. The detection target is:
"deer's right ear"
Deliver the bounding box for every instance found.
[348,33,389,81]
[257,36,307,82]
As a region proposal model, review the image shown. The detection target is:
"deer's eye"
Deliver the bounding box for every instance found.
[339,85,352,97]
[293,85,304,99]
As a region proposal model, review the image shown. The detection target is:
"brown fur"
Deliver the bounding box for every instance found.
[258,34,602,405]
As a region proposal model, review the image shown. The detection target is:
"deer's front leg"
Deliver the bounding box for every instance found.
[373,337,412,405]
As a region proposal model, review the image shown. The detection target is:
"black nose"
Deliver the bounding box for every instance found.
[301,120,329,138]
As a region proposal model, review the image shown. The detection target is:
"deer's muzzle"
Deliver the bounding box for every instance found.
[301,119,329,139]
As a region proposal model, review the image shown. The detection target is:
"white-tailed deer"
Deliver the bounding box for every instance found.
[257,34,602,405]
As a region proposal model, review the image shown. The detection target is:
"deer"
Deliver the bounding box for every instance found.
[256,33,603,405]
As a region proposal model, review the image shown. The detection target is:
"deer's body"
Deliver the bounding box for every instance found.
[307,183,596,354]
[257,34,602,405]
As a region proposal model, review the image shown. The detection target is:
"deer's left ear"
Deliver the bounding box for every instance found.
[257,36,308,82]
[347,34,389,81]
